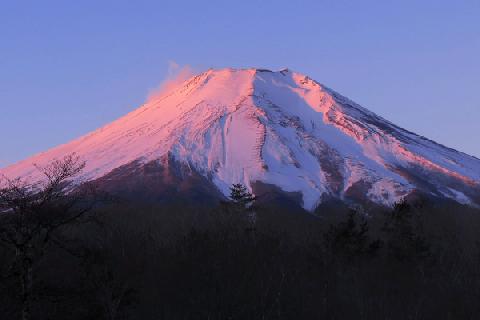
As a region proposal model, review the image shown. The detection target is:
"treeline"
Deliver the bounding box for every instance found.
[1,157,480,319]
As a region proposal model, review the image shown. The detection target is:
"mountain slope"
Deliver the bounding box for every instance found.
[2,68,479,210]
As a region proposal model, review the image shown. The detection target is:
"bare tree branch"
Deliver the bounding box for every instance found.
[0,153,99,320]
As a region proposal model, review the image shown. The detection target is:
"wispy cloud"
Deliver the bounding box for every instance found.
[147,60,195,102]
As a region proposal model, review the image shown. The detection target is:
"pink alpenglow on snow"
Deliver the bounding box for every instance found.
[2,68,480,210]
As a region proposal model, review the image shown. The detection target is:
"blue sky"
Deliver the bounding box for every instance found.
[1,0,479,166]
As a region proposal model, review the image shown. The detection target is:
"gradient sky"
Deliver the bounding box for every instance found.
[1,0,479,167]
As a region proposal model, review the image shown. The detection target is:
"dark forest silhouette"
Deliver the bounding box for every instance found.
[1,156,480,319]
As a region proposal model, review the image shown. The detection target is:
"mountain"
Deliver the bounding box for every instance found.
[2,68,480,210]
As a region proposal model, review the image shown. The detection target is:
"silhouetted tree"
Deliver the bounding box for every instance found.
[228,183,257,232]
[0,154,97,320]
[324,210,381,260]
[229,183,255,208]
[383,200,430,263]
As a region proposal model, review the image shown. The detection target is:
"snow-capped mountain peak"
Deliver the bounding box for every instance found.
[2,68,479,210]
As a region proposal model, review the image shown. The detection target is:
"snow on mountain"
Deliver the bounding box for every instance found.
[2,68,479,210]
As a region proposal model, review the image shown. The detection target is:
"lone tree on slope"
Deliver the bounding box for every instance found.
[229,183,255,209]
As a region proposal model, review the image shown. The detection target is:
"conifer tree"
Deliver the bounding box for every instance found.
[229,184,255,209]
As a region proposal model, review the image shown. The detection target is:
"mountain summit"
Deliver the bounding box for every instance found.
[2,68,480,209]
